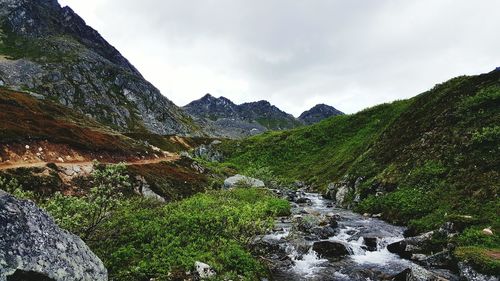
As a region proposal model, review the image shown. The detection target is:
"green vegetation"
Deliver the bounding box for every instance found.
[1,163,289,280]
[44,163,129,240]
[92,188,289,280]
[221,71,500,274]
[455,247,500,275]
[256,117,303,130]
[221,99,411,185]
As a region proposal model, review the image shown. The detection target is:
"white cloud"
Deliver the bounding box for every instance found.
[59,0,500,116]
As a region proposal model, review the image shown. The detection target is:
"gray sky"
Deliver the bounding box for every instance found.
[60,0,500,116]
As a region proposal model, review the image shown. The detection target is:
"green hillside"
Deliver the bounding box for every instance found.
[221,70,500,273]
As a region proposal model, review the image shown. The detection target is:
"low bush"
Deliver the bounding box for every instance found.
[90,188,289,280]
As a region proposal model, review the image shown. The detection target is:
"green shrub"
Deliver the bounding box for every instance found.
[356,187,433,224]
[457,228,500,248]
[472,126,500,144]
[44,163,130,240]
[0,176,34,200]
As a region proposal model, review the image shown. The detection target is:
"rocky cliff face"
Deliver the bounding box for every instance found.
[298,104,344,125]
[183,94,302,138]
[0,0,199,135]
[0,190,107,281]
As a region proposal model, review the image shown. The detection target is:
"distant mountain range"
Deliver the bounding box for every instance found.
[183,94,344,138]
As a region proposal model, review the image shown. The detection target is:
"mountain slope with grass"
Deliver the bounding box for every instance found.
[0,0,200,135]
[221,70,500,274]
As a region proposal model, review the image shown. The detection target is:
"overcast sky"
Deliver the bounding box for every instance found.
[59,0,499,116]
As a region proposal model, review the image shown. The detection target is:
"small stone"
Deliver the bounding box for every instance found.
[38,147,43,152]
[194,261,216,279]
[57,157,64,163]
[482,228,493,236]
[25,145,30,150]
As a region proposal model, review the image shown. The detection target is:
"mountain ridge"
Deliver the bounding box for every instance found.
[183,93,343,138]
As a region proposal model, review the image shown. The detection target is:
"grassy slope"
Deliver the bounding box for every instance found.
[222,71,500,273]
[221,99,411,184]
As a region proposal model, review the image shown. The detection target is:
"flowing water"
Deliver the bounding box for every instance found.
[262,192,459,281]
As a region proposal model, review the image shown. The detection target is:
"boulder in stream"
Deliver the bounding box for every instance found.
[311,226,336,239]
[363,237,378,252]
[312,241,350,261]
[387,231,434,259]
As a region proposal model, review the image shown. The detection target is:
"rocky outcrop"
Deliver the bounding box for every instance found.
[325,176,363,208]
[298,104,344,125]
[223,174,265,189]
[0,0,199,135]
[192,140,223,162]
[183,94,302,138]
[0,190,107,281]
[133,176,165,202]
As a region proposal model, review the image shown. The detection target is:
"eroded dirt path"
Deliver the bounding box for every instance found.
[0,154,180,171]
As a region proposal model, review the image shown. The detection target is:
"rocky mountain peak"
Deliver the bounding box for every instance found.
[0,0,200,135]
[299,104,344,125]
[183,95,303,138]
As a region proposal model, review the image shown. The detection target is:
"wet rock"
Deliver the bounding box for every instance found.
[458,262,498,281]
[329,217,340,228]
[363,237,378,252]
[387,231,434,259]
[391,264,447,281]
[0,190,107,281]
[194,261,216,279]
[312,241,350,261]
[311,226,336,239]
[223,174,265,189]
[422,251,456,271]
[295,197,312,204]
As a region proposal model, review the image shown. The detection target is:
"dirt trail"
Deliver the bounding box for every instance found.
[0,154,181,171]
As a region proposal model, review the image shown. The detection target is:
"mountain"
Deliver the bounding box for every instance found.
[183,94,303,138]
[299,104,344,125]
[221,70,499,273]
[0,0,199,135]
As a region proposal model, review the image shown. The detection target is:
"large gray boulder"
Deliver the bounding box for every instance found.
[0,190,107,281]
[223,174,265,189]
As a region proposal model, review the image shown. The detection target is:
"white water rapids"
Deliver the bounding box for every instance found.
[262,192,458,281]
